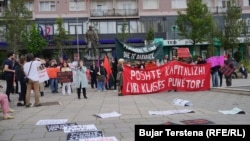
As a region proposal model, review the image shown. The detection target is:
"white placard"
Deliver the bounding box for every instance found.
[94,111,121,118]
[80,136,118,141]
[36,119,68,125]
[39,68,49,83]
[219,107,246,114]
[173,98,192,106]
[64,124,97,133]
[149,109,194,115]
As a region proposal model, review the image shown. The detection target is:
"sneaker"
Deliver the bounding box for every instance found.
[34,104,42,107]
[8,108,15,113]
[3,114,14,120]
[17,103,24,106]
[26,103,32,108]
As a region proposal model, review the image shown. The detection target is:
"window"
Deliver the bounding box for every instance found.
[142,0,159,9]
[25,1,33,11]
[69,0,86,11]
[117,21,129,33]
[39,1,56,11]
[130,21,138,33]
[171,0,187,9]
[69,23,83,35]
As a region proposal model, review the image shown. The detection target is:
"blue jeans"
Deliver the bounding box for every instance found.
[49,78,58,92]
[212,71,219,87]
[97,81,105,91]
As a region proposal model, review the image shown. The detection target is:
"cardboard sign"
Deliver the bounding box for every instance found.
[57,71,73,83]
[177,48,191,58]
[67,131,103,141]
[46,123,77,132]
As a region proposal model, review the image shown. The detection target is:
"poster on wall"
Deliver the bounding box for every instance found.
[122,60,210,95]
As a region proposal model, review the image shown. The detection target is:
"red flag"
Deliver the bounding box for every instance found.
[103,55,112,82]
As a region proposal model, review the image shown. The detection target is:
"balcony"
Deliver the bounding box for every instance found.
[209,6,242,14]
[90,8,138,17]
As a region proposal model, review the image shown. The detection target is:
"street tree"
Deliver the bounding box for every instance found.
[1,0,32,54]
[175,0,215,48]
[54,17,70,58]
[22,23,47,55]
[221,0,245,54]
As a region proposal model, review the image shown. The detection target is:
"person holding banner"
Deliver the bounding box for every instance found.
[211,65,219,87]
[61,62,72,95]
[23,53,46,107]
[96,62,107,92]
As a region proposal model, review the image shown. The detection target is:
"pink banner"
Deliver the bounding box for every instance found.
[206,56,224,68]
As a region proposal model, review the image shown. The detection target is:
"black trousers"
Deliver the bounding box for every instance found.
[19,81,27,104]
[77,83,87,99]
[5,76,14,102]
[90,77,97,89]
[225,75,232,86]
[218,71,223,87]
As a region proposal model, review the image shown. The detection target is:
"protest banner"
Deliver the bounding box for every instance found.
[206,56,224,68]
[36,119,68,125]
[57,71,73,83]
[46,123,77,132]
[122,61,210,95]
[38,65,49,83]
[67,131,103,141]
[64,124,97,133]
[115,38,164,60]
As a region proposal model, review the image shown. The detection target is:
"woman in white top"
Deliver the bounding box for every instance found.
[61,62,72,95]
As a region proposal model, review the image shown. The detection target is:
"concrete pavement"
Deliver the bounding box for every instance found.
[0,78,250,141]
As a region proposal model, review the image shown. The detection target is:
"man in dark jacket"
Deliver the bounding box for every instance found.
[89,61,97,89]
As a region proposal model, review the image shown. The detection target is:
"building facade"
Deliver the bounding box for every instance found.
[0,0,250,60]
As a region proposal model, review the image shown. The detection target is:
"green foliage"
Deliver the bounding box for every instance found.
[233,51,242,62]
[175,0,215,46]
[145,26,155,44]
[118,19,129,42]
[22,23,47,54]
[54,17,70,56]
[1,0,32,53]
[207,45,215,57]
[221,0,245,51]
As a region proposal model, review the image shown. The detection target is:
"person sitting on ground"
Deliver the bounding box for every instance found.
[239,64,248,79]
[0,85,15,119]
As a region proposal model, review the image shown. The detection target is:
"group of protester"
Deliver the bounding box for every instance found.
[0,50,248,120]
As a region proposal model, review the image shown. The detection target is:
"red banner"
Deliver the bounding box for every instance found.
[122,61,210,95]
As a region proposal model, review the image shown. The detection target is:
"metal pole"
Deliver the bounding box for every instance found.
[76,2,80,60]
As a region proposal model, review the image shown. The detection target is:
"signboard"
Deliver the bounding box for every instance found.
[177,48,191,58]
[57,71,73,83]
[122,60,210,95]
[67,131,103,141]
[46,123,77,132]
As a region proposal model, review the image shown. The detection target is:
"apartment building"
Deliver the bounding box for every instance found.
[0,0,250,60]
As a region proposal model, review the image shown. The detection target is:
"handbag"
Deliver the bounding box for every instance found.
[24,61,33,83]
[97,75,105,82]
